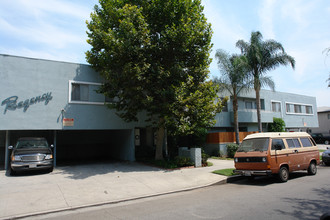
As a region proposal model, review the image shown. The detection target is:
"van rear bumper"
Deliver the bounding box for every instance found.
[234,169,272,176]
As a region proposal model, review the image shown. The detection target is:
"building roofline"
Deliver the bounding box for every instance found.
[0,53,90,67]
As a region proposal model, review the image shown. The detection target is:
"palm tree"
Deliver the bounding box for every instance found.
[236,31,295,132]
[214,49,250,144]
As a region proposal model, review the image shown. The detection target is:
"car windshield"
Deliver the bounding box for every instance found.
[237,138,270,152]
[16,140,49,149]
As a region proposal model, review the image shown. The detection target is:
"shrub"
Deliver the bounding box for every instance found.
[174,156,194,167]
[219,150,224,158]
[227,143,239,158]
[202,152,210,165]
[268,117,285,132]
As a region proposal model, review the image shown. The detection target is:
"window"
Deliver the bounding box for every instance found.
[271,139,285,150]
[300,138,312,147]
[286,138,301,148]
[69,80,108,105]
[294,104,302,113]
[272,101,281,112]
[286,102,314,115]
[71,83,89,101]
[245,101,253,109]
[286,103,293,113]
[245,99,265,110]
[306,106,313,114]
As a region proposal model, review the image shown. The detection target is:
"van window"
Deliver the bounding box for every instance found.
[286,138,301,148]
[300,137,312,147]
[237,138,269,152]
[271,139,285,150]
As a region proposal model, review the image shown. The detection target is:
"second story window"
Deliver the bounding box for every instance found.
[286,102,314,115]
[306,106,313,114]
[69,80,108,105]
[245,99,265,110]
[272,101,281,112]
[71,83,89,101]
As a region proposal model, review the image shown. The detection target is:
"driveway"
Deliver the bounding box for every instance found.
[0,159,232,219]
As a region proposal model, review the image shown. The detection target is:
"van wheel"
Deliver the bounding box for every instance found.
[278,166,289,182]
[325,140,329,145]
[307,162,317,175]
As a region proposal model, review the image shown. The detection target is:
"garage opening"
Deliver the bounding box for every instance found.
[56,129,134,165]
[2,129,134,170]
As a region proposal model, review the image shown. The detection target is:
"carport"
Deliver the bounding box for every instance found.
[2,129,135,170]
[55,129,134,164]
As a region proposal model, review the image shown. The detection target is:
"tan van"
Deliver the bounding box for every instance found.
[234,132,320,182]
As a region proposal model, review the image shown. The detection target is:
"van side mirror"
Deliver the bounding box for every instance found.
[8,146,13,150]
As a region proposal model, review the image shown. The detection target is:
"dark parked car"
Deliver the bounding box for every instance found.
[8,137,54,175]
[322,147,330,166]
[311,133,330,145]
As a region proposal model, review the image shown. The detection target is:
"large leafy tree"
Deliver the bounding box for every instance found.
[236,31,295,132]
[86,0,223,160]
[214,49,250,144]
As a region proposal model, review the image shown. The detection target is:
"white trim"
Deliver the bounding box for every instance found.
[271,100,283,118]
[285,101,314,116]
[68,80,106,105]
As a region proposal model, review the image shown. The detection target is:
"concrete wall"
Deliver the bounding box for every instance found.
[312,111,330,135]
[214,88,318,131]
[0,54,148,131]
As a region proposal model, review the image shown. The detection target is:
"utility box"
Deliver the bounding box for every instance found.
[190,148,202,167]
[178,147,202,167]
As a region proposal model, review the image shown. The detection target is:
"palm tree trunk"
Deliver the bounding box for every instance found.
[233,92,240,144]
[255,87,262,132]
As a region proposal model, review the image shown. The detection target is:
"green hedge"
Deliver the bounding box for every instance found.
[227,143,239,158]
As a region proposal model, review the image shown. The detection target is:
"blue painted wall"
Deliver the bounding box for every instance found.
[0,54,318,132]
[0,54,148,131]
[214,88,318,131]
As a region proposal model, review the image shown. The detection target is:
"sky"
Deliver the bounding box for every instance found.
[1,0,330,107]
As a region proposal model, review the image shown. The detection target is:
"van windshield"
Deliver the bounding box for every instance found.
[16,140,49,149]
[237,138,270,152]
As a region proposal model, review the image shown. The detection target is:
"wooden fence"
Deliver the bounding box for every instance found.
[206,131,258,144]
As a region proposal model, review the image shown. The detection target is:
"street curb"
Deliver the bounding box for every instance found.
[212,175,245,185]
[1,175,235,220]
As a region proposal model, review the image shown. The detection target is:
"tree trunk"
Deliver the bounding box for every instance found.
[255,87,262,132]
[233,93,240,144]
[155,119,165,160]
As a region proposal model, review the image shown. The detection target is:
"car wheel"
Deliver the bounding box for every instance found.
[325,140,329,145]
[307,162,317,175]
[278,166,289,182]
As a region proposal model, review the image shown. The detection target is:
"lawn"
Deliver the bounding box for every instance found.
[212,168,237,176]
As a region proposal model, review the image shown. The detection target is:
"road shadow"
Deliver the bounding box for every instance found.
[228,171,311,186]
[273,186,330,220]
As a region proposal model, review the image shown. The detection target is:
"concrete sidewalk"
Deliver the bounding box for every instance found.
[0,159,234,220]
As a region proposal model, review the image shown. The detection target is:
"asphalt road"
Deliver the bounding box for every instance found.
[26,165,330,220]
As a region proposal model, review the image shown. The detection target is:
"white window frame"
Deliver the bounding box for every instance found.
[271,100,282,113]
[285,102,314,116]
[69,80,105,105]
